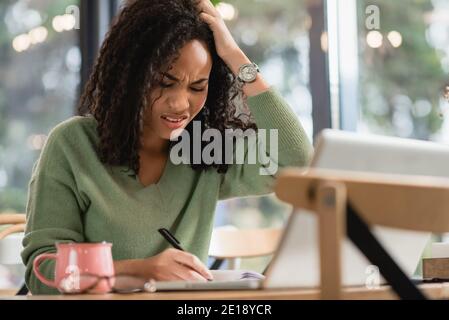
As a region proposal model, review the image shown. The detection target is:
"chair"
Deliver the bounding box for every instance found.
[274,167,449,300]
[0,213,27,295]
[208,225,283,270]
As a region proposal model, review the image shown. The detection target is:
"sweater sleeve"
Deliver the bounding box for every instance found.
[21,125,87,295]
[218,86,313,200]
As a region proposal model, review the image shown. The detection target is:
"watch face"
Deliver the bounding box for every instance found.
[240,65,257,82]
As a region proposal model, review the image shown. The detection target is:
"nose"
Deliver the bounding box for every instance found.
[167,91,190,113]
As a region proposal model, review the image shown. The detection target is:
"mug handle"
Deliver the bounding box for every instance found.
[33,253,57,288]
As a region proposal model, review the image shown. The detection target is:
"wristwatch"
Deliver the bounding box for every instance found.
[236,62,260,88]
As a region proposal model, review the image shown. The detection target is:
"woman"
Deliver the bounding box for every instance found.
[22,0,313,294]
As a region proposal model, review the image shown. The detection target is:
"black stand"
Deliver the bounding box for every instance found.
[346,202,427,300]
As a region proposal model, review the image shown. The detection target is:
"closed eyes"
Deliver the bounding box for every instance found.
[159,82,207,92]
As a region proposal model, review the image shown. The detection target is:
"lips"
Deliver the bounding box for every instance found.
[161,115,187,123]
[160,114,188,129]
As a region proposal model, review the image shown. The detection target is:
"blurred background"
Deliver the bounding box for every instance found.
[1,0,449,289]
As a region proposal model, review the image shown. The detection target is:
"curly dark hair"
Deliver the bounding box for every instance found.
[78,0,256,174]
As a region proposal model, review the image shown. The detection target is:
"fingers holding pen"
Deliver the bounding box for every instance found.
[173,249,214,281]
[143,248,213,282]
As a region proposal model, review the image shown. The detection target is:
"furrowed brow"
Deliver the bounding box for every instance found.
[162,72,208,85]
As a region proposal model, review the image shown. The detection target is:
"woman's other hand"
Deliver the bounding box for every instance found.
[115,248,214,282]
[145,248,213,281]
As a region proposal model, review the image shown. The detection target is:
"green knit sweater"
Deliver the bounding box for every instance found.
[21,87,313,294]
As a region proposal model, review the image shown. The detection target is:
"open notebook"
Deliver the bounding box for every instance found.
[144,270,265,292]
[210,270,265,281]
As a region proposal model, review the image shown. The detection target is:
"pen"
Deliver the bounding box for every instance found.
[158,228,213,281]
[158,228,185,251]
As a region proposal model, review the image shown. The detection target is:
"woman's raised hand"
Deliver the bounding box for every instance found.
[197,0,241,64]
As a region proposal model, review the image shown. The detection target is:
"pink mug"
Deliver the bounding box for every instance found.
[33,242,115,294]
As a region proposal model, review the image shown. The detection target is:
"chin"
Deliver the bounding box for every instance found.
[155,127,179,141]
[167,127,188,141]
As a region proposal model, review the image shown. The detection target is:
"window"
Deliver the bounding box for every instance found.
[0,0,80,213]
[329,0,449,275]
[0,0,80,289]
[334,0,449,141]
[213,0,313,271]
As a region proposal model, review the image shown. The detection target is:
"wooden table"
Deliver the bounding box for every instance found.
[1,283,449,300]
